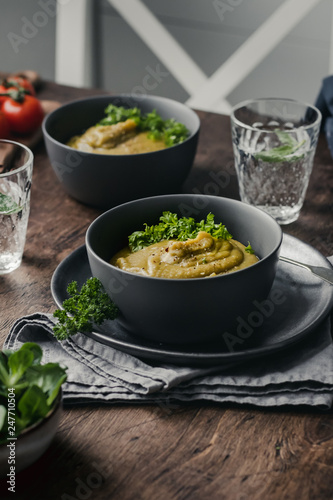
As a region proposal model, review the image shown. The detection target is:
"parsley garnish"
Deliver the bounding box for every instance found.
[245,243,255,254]
[254,129,305,163]
[97,104,142,126]
[53,278,119,340]
[128,212,233,252]
[97,104,189,147]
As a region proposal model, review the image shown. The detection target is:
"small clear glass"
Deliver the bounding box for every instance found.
[230,98,322,224]
[0,140,33,274]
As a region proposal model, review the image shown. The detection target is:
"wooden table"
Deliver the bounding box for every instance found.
[1,80,333,500]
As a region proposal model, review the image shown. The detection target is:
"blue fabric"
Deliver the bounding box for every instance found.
[315,75,333,157]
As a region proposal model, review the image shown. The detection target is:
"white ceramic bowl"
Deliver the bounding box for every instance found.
[0,391,62,477]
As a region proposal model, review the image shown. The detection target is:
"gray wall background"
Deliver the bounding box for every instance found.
[1,0,332,110]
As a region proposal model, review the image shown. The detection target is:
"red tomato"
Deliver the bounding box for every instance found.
[0,112,10,138]
[2,95,44,134]
[0,77,36,107]
[0,85,11,105]
[6,76,36,96]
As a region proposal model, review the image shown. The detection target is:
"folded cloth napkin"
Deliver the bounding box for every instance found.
[3,311,333,409]
[3,256,333,409]
[315,75,333,157]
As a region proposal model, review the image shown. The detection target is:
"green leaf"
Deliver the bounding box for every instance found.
[0,192,23,214]
[0,405,6,432]
[17,385,50,426]
[254,129,306,163]
[163,120,189,146]
[128,212,233,252]
[25,363,67,406]
[18,342,43,365]
[0,343,66,439]
[8,348,34,386]
[245,243,255,254]
[0,352,9,385]
[97,104,142,126]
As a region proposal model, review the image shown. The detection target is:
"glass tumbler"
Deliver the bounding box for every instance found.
[0,139,33,274]
[230,98,321,224]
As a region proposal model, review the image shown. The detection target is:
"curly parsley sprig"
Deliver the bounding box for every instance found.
[97,105,189,147]
[53,278,119,341]
[128,212,233,252]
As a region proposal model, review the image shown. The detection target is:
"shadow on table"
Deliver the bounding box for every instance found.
[0,431,113,500]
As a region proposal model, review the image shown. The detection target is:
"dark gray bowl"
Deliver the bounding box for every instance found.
[42,94,200,209]
[86,194,282,345]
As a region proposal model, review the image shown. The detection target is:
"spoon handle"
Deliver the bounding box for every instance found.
[279,256,333,285]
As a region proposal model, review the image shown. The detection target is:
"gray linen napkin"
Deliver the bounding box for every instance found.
[3,311,333,409]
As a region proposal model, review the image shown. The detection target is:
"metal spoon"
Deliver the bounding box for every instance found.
[279,256,333,285]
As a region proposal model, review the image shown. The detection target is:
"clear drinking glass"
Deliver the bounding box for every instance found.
[0,140,33,274]
[230,98,322,224]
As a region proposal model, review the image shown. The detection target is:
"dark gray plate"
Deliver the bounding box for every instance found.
[51,234,333,366]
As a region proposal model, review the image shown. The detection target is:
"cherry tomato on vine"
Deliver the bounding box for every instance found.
[6,76,36,96]
[0,84,11,105]
[0,111,10,138]
[0,77,36,106]
[2,94,44,134]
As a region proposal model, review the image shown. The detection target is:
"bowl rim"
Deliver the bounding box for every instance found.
[86,194,283,283]
[42,93,201,159]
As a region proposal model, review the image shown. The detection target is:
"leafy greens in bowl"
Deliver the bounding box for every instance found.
[0,342,67,443]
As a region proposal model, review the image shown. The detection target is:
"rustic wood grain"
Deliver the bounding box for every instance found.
[0,79,332,500]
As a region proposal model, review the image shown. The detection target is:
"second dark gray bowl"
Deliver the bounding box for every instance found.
[42,94,200,209]
[86,194,282,345]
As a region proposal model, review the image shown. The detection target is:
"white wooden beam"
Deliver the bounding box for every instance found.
[55,0,94,87]
[186,0,322,111]
[107,0,208,97]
